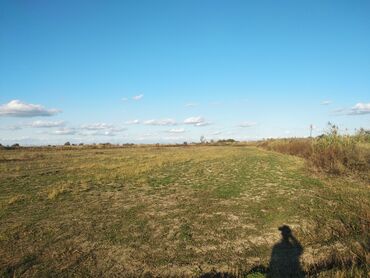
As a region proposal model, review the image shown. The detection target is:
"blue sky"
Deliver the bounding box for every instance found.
[0,0,369,145]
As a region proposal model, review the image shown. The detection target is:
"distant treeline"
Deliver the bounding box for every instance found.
[0,139,243,150]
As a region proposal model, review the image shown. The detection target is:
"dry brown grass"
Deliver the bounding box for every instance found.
[257,125,370,178]
[258,138,313,159]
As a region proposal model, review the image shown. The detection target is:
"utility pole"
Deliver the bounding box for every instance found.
[309,124,313,138]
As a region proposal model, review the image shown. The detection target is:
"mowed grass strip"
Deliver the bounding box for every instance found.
[0,146,368,277]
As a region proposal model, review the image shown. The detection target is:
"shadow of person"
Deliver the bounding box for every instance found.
[267,225,305,278]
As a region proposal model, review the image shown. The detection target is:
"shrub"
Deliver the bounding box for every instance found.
[259,138,312,159]
[258,124,370,177]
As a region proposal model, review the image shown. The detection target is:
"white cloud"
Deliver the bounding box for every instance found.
[90,130,117,136]
[0,100,61,117]
[184,116,205,125]
[124,119,140,125]
[53,128,77,135]
[80,123,114,130]
[79,123,126,136]
[167,128,185,133]
[239,122,257,127]
[194,121,211,127]
[109,127,126,132]
[144,119,177,126]
[348,102,370,115]
[321,100,332,105]
[211,131,222,135]
[121,97,128,102]
[30,120,65,128]
[132,94,144,101]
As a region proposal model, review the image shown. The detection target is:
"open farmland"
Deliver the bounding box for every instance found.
[0,145,369,277]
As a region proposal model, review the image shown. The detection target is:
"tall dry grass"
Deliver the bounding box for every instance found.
[258,124,370,176]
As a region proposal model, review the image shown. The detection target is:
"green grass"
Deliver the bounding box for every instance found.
[0,145,368,277]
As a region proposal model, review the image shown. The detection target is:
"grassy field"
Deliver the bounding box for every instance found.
[0,145,369,277]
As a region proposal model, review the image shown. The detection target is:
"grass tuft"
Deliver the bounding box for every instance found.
[46,183,70,200]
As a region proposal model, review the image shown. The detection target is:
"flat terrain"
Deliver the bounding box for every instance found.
[0,146,368,277]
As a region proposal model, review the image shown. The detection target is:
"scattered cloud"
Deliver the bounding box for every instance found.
[2,120,65,130]
[80,123,114,130]
[348,102,370,115]
[0,100,61,117]
[132,94,144,101]
[321,100,332,105]
[211,131,222,135]
[52,128,77,135]
[109,127,126,132]
[121,97,128,102]
[79,123,126,135]
[331,102,370,116]
[194,121,211,127]
[90,130,117,136]
[167,128,185,133]
[30,120,65,128]
[52,123,125,137]
[144,119,177,126]
[239,121,257,127]
[6,125,23,130]
[183,116,210,126]
[124,119,140,125]
[331,108,346,114]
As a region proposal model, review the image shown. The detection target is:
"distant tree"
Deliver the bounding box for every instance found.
[217,139,236,144]
[11,143,20,148]
[200,136,206,144]
[183,141,188,145]
[64,142,71,146]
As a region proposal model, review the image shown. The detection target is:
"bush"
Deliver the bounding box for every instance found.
[259,138,312,159]
[258,124,370,177]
